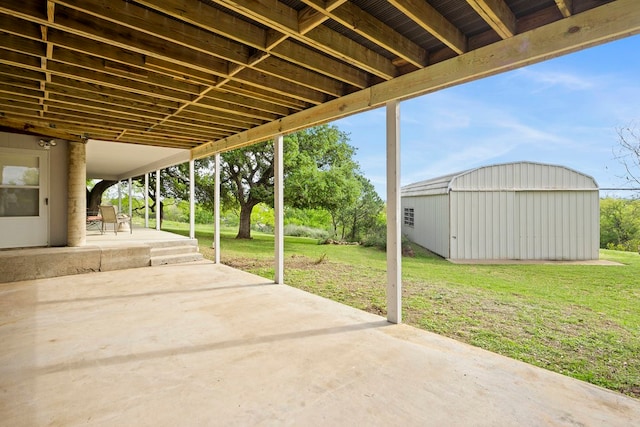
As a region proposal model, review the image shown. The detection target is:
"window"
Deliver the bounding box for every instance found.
[403,207,414,227]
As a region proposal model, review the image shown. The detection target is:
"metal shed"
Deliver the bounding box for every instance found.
[401,162,600,261]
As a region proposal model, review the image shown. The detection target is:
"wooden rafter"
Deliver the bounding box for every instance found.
[388,0,467,55]
[555,0,573,18]
[466,0,516,39]
[0,0,636,151]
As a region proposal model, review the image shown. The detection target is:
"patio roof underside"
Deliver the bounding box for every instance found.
[0,0,638,160]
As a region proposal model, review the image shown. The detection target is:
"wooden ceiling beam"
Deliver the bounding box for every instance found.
[192,0,640,158]
[213,0,396,80]
[47,76,182,110]
[54,0,343,100]
[388,0,467,55]
[133,0,371,87]
[3,1,324,105]
[46,93,170,121]
[466,0,516,38]
[0,115,86,141]
[179,106,264,128]
[555,1,573,18]
[300,0,428,68]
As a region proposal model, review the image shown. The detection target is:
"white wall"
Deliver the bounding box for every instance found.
[0,132,68,246]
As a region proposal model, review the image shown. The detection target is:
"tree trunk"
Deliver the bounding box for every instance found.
[236,203,254,239]
[87,180,117,214]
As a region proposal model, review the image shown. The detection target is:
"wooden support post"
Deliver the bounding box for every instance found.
[214,153,221,264]
[189,159,195,239]
[117,180,122,213]
[386,100,402,324]
[128,178,133,219]
[155,170,161,231]
[274,134,284,284]
[144,173,149,228]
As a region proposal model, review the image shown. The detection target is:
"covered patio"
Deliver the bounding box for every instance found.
[2,1,640,423]
[2,261,639,426]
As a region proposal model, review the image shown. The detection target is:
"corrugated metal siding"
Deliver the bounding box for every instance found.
[450,191,516,259]
[449,190,599,260]
[515,191,599,260]
[451,162,598,190]
[401,195,449,258]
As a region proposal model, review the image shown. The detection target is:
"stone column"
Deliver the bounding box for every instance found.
[67,141,86,247]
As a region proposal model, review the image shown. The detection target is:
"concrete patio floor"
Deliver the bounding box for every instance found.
[1,261,639,426]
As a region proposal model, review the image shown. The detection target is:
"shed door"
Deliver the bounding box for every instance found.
[0,148,49,248]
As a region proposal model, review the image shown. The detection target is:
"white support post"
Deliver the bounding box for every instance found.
[117,180,122,213]
[214,153,221,264]
[155,169,161,231]
[128,178,133,219]
[274,134,284,284]
[189,159,195,239]
[144,173,149,228]
[386,100,402,324]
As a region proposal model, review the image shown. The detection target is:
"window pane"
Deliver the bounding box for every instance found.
[0,155,40,186]
[0,188,39,217]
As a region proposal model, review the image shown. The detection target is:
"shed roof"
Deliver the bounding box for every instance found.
[401,161,599,197]
[0,0,638,164]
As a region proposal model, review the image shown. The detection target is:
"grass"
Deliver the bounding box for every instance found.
[161,221,640,398]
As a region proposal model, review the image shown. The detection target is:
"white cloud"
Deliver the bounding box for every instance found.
[514,68,595,91]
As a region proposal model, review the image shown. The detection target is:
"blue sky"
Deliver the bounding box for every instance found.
[332,34,640,199]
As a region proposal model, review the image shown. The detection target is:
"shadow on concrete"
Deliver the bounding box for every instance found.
[36,320,390,375]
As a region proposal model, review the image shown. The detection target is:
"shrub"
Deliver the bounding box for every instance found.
[284,224,329,240]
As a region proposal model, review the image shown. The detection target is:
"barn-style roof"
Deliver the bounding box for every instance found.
[0,1,638,159]
[401,161,598,196]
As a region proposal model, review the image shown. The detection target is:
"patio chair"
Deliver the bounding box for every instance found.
[98,205,132,235]
[86,208,102,231]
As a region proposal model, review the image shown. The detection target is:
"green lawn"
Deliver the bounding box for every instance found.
[162,221,640,398]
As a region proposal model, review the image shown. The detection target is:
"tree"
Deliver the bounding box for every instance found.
[614,122,640,189]
[600,198,640,251]
[86,180,117,214]
[284,125,362,237]
[212,124,367,239]
[221,141,277,239]
[342,175,384,241]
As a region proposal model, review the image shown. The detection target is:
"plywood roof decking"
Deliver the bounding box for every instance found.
[0,0,638,155]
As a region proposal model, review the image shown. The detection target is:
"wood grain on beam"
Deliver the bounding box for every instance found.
[555,0,573,18]
[300,0,428,68]
[388,0,467,55]
[193,0,640,158]
[0,115,85,141]
[466,0,516,38]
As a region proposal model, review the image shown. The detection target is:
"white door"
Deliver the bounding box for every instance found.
[0,148,49,248]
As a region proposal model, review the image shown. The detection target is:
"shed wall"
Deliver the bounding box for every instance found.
[449,190,599,260]
[401,194,449,258]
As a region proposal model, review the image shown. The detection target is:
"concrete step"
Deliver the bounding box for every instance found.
[151,252,204,266]
[147,239,198,249]
[150,245,198,257]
